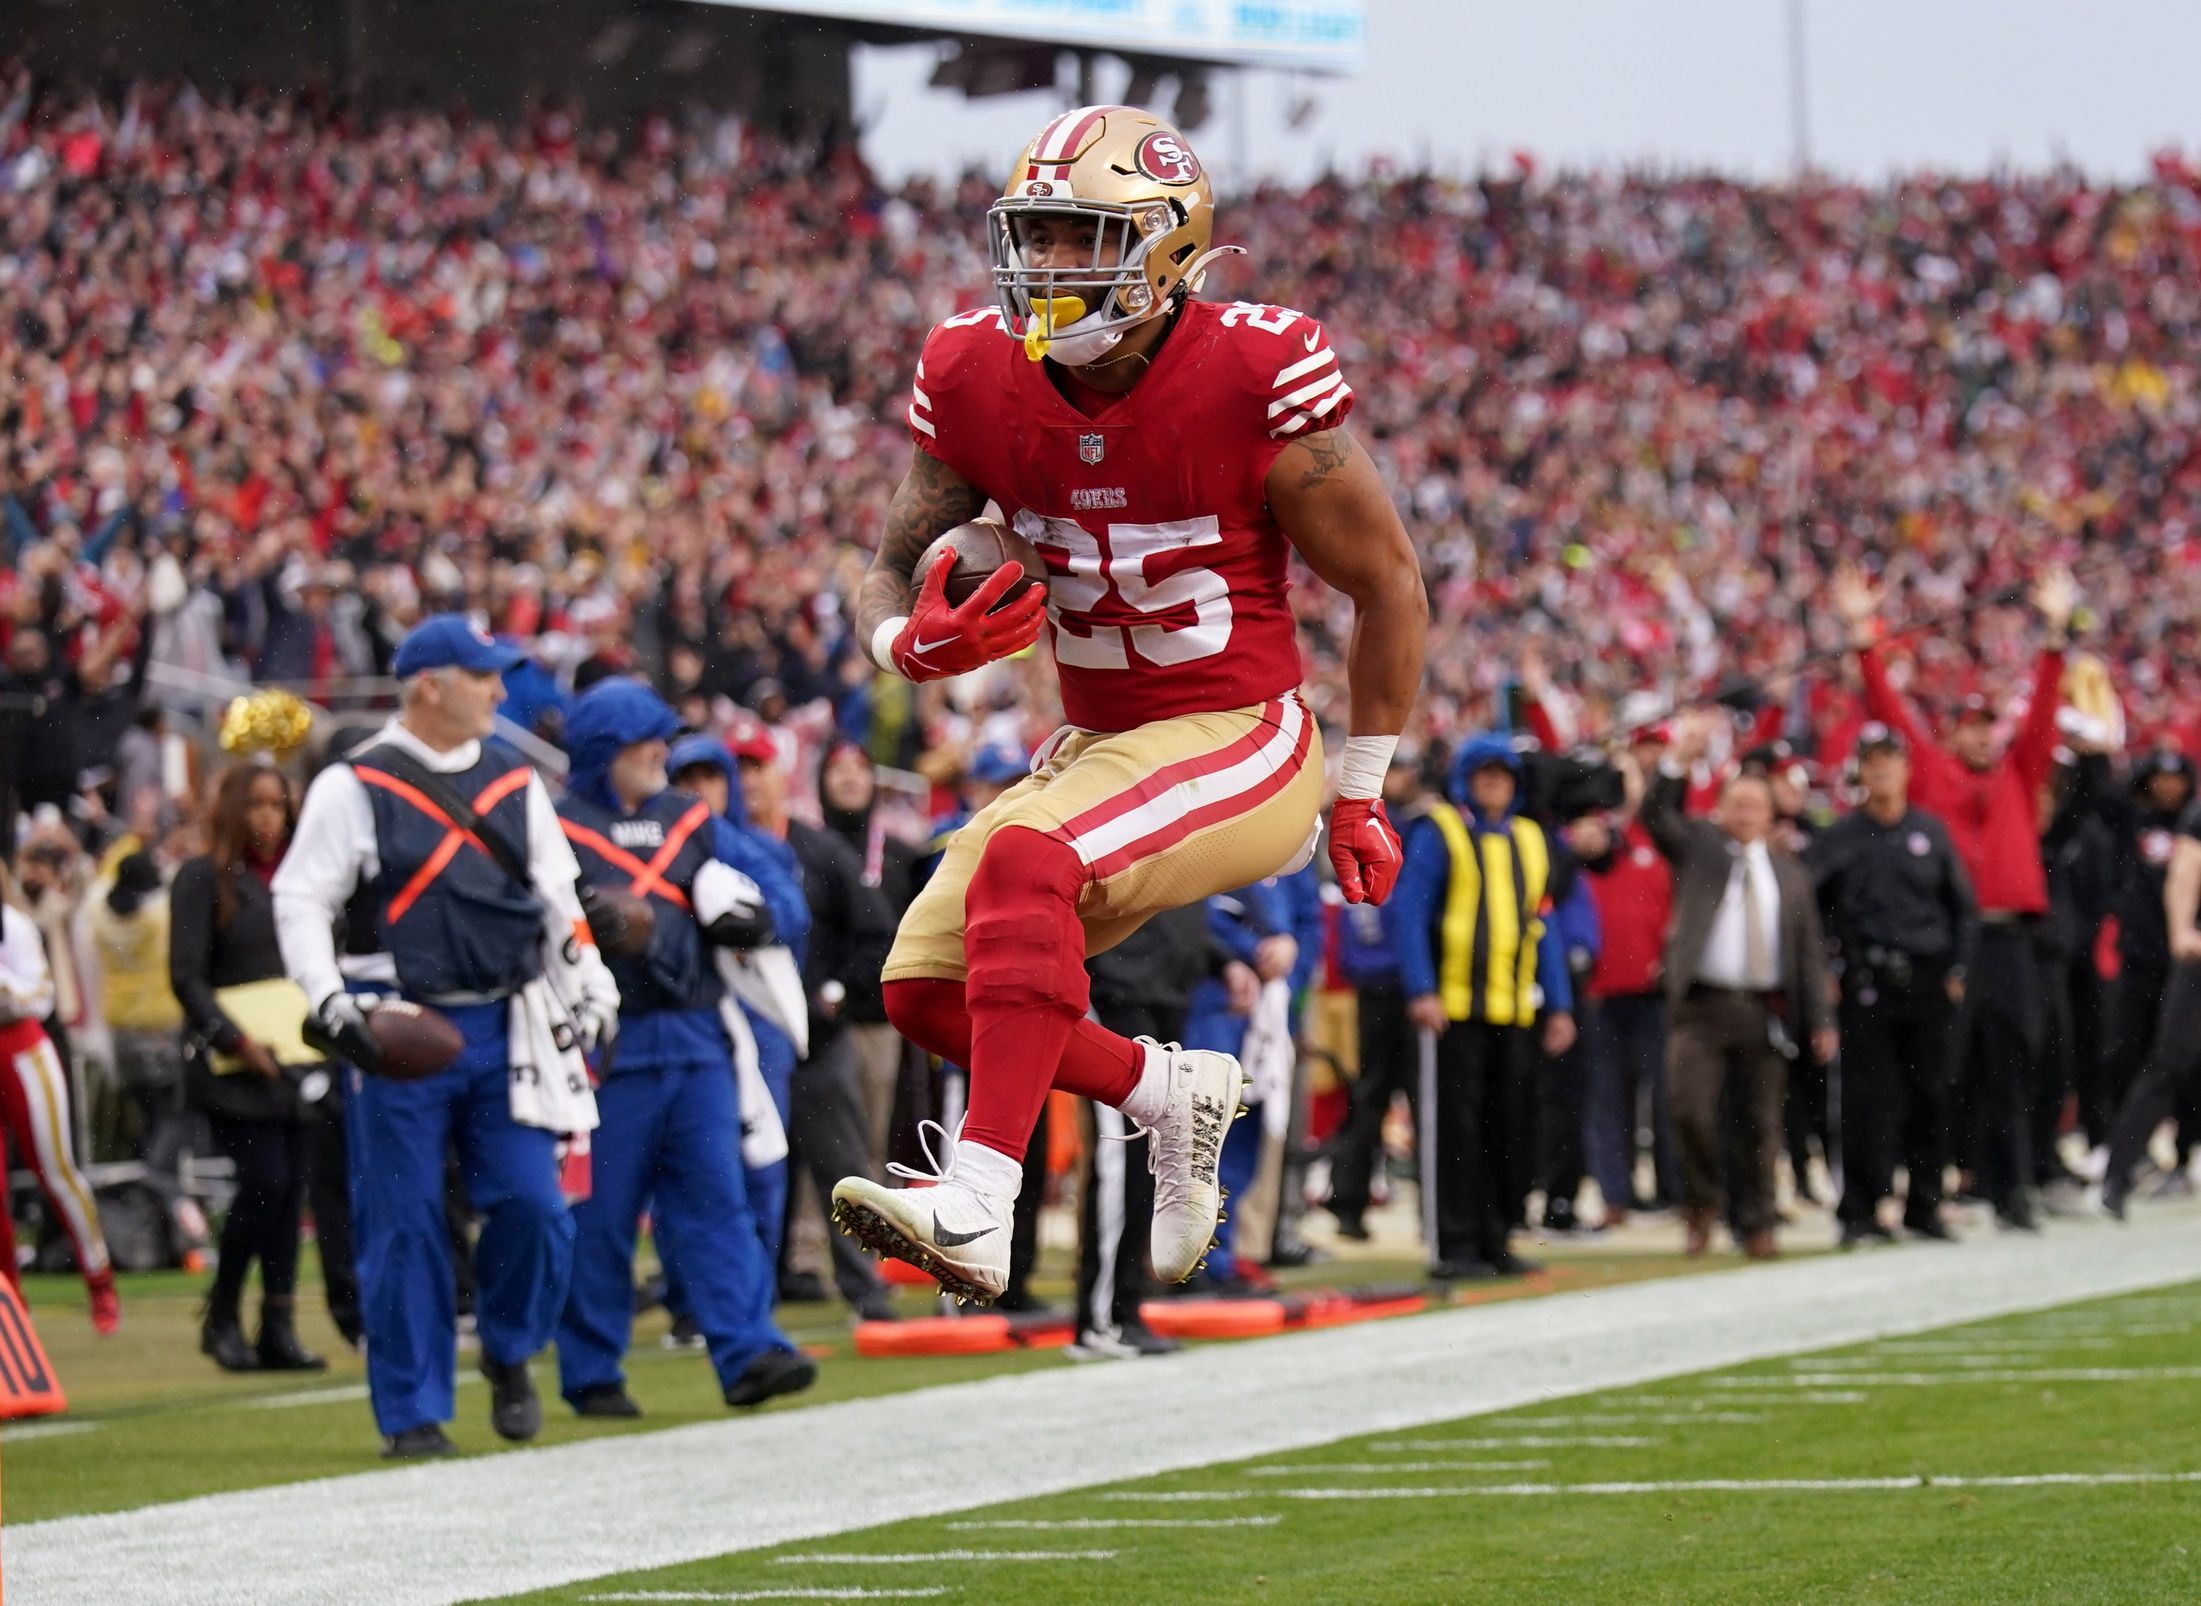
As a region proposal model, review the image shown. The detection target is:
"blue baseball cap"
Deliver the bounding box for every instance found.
[967,743,1029,786]
[393,614,525,678]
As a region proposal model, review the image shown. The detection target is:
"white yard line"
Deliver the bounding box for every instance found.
[1511,1412,1769,1425]
[1752,1368,2201,1387]
[0,1419,97,1442]
[585,1592,953,1603]
[10,1211,2197,1606]
[772,1551,1114,1565]
[1249,1461,1551,1475]
[1105,1471,2201,1502]
[1367,1435,1659,1449]
[946,1518,1280,1531]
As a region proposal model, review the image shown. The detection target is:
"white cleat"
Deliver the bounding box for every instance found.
[1137,1041,1251,1285]
[830,1120,1014,1305]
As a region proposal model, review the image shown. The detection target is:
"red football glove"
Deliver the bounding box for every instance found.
[1329,796,1404,905]
[890,554,1047,682]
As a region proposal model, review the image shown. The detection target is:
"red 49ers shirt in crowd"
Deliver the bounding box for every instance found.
[906,298,1352,732]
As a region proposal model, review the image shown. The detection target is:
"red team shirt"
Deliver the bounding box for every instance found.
[906,298,1355,733]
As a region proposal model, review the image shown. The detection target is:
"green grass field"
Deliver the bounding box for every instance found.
[495,1281,2201,1605]
[1,1239,1715,1525]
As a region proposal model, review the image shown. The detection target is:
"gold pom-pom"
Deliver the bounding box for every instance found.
[219,689,315,761]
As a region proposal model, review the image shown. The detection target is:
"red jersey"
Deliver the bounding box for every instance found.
[906,298,1354,732]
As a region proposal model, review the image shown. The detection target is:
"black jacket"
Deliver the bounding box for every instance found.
[1087,903,1222,1028]
[1807,805,1978,972]
[169,855,303,1123]
[786,821,897,1048]
[821,803,921,1025]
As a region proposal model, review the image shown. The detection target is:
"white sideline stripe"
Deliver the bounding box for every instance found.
[774,1551,1114,1565]
[581,1584,950,1592]
[13,1212,2200,1606]
[252,1374,482,1410]
[1106,1471,2201,1502]
[1249,1461,1551,1475]
[947,1518,1281,1531]
[1,1419,97,1442]
[586,1593,951,1603]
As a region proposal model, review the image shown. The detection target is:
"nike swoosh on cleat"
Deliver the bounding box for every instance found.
[933,1214,1000,1248]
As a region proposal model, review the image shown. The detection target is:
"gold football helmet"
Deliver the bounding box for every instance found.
[988,104,1239,364]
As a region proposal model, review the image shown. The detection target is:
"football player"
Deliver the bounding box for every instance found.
[831,105,1427,1303]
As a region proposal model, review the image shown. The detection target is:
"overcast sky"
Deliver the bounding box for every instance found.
[852,0,2201,187]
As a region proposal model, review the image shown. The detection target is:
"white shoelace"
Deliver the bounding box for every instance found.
[887,1115,965,1185]
[1107,1038,1179,1183]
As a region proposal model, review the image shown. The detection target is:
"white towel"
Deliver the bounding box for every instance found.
[717,945,810,1061]
[1242,977,1297,1140]
[719,992,788,1169]
[507,976,600,1135]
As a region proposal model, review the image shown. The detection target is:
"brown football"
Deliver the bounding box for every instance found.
[365,1000,465,1082]
[919,519,1048,610]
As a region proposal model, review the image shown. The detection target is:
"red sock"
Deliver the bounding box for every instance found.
[884,978,1142,1106]
[951,827,1145,1161]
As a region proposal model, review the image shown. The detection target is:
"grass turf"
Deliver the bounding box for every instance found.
[497,1280,2201,1605]
[1,1239,1711,1525]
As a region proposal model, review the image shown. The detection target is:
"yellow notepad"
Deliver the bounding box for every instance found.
[210,978,324,1072]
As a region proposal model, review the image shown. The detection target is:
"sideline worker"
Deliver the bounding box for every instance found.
[276,615,620,1459]
[553,680,815,1414]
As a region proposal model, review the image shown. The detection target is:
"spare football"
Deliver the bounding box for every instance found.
[365,1000,465,1082]
[919,519,1048,610]
[583,886,657,958]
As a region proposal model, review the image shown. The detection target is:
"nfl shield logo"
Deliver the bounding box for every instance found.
[1077,432,1106,465]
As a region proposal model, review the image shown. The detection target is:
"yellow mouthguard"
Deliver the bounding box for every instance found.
[1023,295,1088,362]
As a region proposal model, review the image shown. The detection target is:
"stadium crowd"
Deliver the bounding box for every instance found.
[5,68,2201,1419]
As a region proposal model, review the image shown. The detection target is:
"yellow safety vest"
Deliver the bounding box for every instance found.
[1423,801,1550,1026]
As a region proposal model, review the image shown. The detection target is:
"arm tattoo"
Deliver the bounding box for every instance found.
[1291,428,1355,491]
[856,448,987,640]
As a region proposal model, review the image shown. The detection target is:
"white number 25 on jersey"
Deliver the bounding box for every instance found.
[1011,514,1234,669]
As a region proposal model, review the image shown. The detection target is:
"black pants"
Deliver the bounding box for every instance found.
[1586,991,1676,1209]
[1835,975,1954,1227]
[1075,997,1173,1336]
[1784,1044,1830,1201]
[2096,965,2168,1145]
[1955,923,2041,1211]
[2106,961,2201,1189]
[785,1031,888,1307]
[1328,983,1417,1226]
[307,1093,360,1340]
[1537,996,1594,1216]
[1006,1098,1049,1306]
[1421,1020,1530,1266]
[207,1114,307,1313]
[2034,949,2098,1183]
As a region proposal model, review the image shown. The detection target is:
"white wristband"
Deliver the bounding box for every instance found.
[869,616,910,676]
[1337,734,1398,800]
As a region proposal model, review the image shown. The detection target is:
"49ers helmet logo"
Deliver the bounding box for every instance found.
[1134,130,1202,185]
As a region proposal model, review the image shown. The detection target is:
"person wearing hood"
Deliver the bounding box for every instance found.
[665,730,810,1328]
[553,679,816,1415]
[1384,732,1575,1281]
[819,736,921,1176]
[725,714,897,1322]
